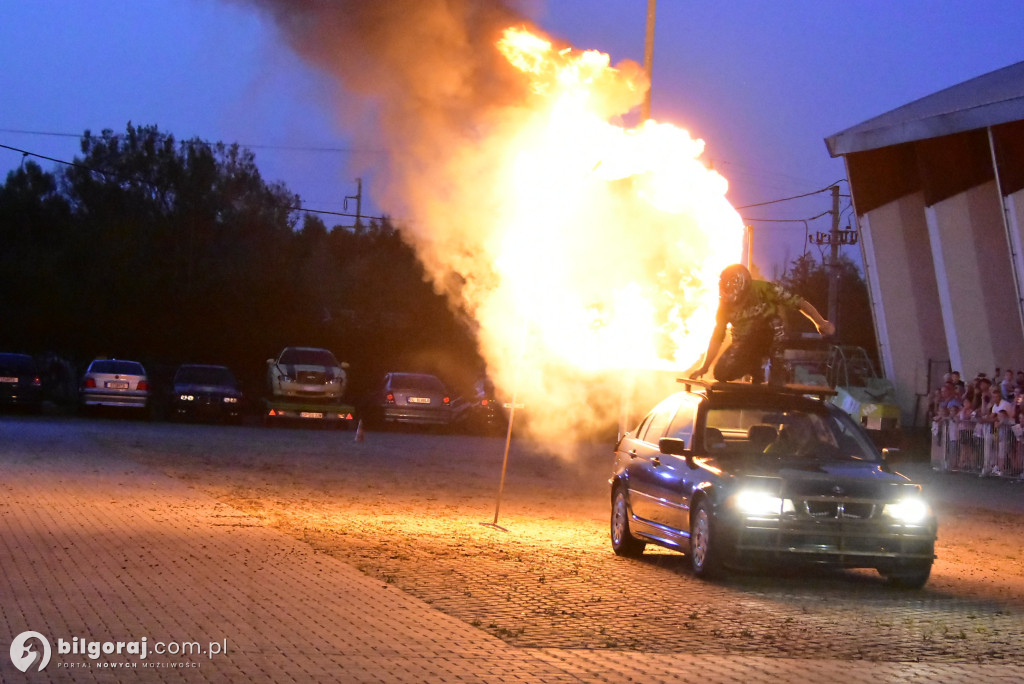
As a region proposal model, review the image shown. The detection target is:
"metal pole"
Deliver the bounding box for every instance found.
[642,0,657,121]
[827,185,841,327]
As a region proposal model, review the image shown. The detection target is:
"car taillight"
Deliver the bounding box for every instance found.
[443,396,450,405]
[385,392,395,404]
[481,398,489,407]
[32,375,41,387]
[138,380,149,391]
[84,378,96,389]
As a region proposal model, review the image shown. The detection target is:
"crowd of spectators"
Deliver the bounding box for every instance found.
[930,368,1024,423]
[930,368,1024,477]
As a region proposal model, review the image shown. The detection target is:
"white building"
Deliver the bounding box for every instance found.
[825,60,1024,426]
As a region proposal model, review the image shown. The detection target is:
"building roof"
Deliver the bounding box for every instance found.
[825,60,1024,157]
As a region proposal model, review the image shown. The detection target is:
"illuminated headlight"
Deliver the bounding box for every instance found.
[222,397,238,404]
[179,394,194,402]
[734,490,794,516]
[883,497,931,524]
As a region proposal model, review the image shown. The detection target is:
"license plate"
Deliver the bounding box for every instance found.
[300,411,324,419]
[408,397,431,404]
[0,376,16,383]
[105,381,129,389]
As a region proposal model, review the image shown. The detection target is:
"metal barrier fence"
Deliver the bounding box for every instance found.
[931,418,1024,478]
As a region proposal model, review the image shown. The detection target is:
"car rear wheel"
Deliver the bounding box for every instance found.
[610,486,645,557]
[690,498,725,579]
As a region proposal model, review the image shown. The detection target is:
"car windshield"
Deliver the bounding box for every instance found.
[392,374,445,392]
[0,354,35,374]
[703,405,880,463]
[89,360,145,375]
[279,348,338,367]
[175,366,236,387]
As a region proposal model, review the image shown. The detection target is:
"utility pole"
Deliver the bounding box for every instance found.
[642,0,657,121]
[828,184,841,328]
[344,178,363,230]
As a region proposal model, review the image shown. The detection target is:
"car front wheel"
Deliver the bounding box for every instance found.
[690,498,725,579]
[610,486,645,557]
[880,561,932,589]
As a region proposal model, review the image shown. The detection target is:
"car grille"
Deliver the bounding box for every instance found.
[296,371,326,384]
[803,499,876,520]
[735,486,934,562]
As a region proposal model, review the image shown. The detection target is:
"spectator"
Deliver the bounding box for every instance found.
[1000,369,1015,400]
[972,376,992,411]
[934,382,963,419]
[951,370,966,394]
[1015,370,1024,395]
[982,385,1014,423]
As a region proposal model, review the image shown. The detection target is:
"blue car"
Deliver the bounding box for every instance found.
[610,379,937,588]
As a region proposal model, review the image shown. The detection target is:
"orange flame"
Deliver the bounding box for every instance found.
[467,28,743,426]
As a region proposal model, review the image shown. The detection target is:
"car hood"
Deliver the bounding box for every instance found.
[175,383,239,395]
[707,458,915,495]
[278,363,341,375]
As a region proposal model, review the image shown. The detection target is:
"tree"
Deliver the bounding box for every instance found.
[779,253,878,361]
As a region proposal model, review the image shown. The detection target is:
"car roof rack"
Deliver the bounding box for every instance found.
[676,377,837,400]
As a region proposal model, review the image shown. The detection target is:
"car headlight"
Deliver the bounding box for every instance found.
[734,490,794,516]
[883,497,932,524]
[222,397,238,404]
[179,394,194,402]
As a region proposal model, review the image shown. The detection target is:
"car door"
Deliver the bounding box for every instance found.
[663,396,700,534]
[622,395,689,532]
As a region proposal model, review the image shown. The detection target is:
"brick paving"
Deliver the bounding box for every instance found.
[1,415,1023,682]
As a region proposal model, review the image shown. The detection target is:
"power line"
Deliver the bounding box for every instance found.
[0,142,388,224]
[735,180,848,209]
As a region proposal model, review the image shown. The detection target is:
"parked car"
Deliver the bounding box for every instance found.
[610,379,937,588]
[366,372,453,429]
[267,347,347,403]
[79,358,150,414]
[169,364,243,423]
[453,375,526,435]
[0,352,43,412]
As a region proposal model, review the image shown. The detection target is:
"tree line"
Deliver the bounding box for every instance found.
[0,123,479,400]
[0,123,876,402]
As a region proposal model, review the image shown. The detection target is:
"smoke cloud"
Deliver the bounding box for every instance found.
[243,0,744,443]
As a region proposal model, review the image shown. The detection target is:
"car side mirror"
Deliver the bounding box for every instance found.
[881,447,899,463]
[266,359,274,365]
[659,437,688,456]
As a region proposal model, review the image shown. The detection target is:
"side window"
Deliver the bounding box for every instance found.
[666,399,696,448]
[642,408,673,444]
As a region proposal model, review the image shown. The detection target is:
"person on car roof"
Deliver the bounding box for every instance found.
[693,264,835,384]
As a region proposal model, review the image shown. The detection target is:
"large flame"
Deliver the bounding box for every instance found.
[456,27,743,438]
[250,2,744,441]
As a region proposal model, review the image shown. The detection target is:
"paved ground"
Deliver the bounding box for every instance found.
[2,415,1023,682]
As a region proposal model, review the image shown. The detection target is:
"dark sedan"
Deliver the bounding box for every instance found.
[0,353,43,412]
[610,379,937,588]
[170,364,243,423]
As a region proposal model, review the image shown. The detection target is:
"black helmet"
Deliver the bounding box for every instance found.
[719,264,752,306]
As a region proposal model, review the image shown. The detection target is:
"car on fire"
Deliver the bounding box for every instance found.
[609,379,937,588]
